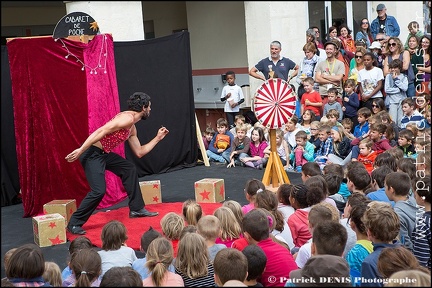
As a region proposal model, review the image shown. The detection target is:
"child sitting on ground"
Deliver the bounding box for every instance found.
[241,178,266,215]
[227,123,251,168]
[241,244,267,287]
[182,199,202,226]
[289,130,315,173]
[160,212,185,257]
[314,124,333,169]
[197,215,227,261]
[98,220,137,276]
[357,139,377,174]
[397,129,417,158]
[214,206,243,248]
[142,237,184,287]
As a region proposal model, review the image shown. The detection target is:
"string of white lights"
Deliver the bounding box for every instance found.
[54,34,108,75]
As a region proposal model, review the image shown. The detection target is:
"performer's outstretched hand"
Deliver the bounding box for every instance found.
[65,148,82,163]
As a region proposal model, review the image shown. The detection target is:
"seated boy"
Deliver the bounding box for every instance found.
[206,117,235,164]
[397,129,417,158]
[213,248,248,287]
[227,123,251,168]
[400,97,426,131]
[384,171,418,251]
[361,201,402,287]
[197,215,227,261]
[314,125,333,169]
[242,244,267,287]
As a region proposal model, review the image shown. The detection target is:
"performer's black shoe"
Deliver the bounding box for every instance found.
[129,208,159,218]
[67,225,86,235]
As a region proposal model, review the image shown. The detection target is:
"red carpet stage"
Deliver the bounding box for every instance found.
[66,202,222,251]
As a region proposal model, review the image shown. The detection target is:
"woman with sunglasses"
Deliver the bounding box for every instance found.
[371,98,386,115]
[356,18,374,48]
[410,34,431,96]
[348,47,367,84]
[383,37,415,97]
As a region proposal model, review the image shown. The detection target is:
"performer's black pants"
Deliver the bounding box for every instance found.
[68,145,144,227]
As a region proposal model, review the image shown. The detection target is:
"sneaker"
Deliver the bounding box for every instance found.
[285,165,294,172]
[295,166,302,173]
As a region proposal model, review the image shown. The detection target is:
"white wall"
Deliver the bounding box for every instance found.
[186,1,248,69]
[65,1,145,41]
[244,1,309,98]
[142,1,188,36]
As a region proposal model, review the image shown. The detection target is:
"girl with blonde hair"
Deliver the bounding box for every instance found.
[174,233,215,286]
[43,261,62,287]
[222,200,243,226]
[327,126,352,166]
[213,206,243,248]
[143,237,184,287]
[182,199,202,226]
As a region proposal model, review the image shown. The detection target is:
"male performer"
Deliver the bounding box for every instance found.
[65,92,169,235]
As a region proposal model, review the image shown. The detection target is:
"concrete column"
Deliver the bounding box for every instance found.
[64,1,144,41]
[244,1,309,95]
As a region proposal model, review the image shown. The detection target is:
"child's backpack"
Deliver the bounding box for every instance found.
[215,134,230,150]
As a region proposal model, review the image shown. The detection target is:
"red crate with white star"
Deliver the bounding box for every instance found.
[32,213,66,247]
[139,180,162,204]
[194,178,225,203]
[43,199,77,226]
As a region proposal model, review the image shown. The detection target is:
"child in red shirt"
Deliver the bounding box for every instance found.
[288,184,312,249]
[357,138,377,173]
[300,77,323,118]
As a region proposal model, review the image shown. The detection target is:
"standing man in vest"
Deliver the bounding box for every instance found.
[370,3,401,41]
[65,92,169,235]
[315,40,345,115]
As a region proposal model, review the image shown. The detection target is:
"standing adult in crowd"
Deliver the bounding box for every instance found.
[356,18,374,48]
[65,92,169,235]
[249,40,298,82]
[411,34,431,96]
[338,24,356,60]
[310,26,325,49]
[383,37,416,97]
[370,3,401,40]
[315,40,345,109]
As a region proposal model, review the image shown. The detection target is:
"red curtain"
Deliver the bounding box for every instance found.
[7,34,127,217]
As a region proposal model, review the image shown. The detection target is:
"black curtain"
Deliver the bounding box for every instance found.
[1,45,21,207]
[1,31,197,207]
[114,31,197,176]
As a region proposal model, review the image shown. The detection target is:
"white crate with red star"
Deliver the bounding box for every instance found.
[43,199,77,226]
[194,178,225,203]
[139,180,162,204]
[32,213,66,247]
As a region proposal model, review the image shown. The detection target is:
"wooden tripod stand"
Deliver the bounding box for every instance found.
[262,129,290,187]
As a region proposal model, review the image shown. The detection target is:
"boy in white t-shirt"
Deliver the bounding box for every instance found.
[221,71,245,129]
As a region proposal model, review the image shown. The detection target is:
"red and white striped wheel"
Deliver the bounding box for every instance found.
[253,78,296,129]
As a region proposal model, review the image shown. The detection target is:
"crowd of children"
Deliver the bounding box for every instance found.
[3,159,431,286]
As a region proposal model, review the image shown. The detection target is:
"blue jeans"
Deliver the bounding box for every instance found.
[206,150,230,163]
[407,82,415,97]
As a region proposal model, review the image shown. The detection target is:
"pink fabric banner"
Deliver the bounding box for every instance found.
[7,34,126,217]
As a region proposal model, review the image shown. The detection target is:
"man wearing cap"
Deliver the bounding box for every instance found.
[315,40,345,115]
[370,4,400,40]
